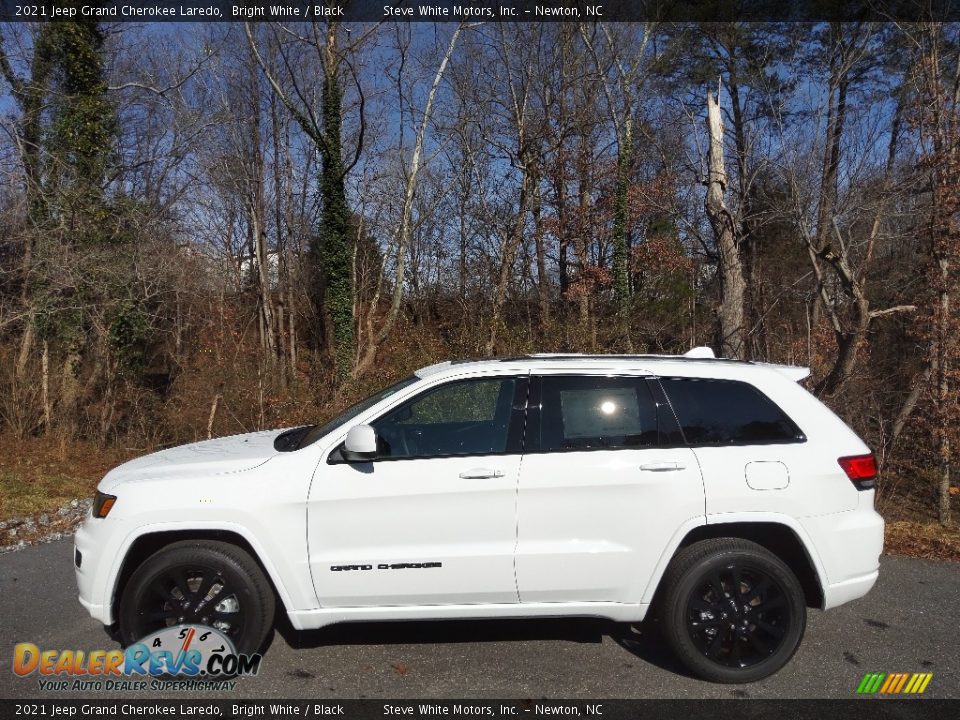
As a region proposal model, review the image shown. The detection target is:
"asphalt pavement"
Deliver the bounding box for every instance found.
[0,539,957,699]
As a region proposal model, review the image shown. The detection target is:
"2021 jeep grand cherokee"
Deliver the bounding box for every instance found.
[74,349,883,683]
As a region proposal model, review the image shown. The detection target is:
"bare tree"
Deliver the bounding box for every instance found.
[354,24,464,377]
[705,82,746,359]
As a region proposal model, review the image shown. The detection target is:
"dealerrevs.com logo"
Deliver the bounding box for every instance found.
[13,625,261,692]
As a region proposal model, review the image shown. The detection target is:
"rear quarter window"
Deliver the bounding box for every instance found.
[659,377,805,446]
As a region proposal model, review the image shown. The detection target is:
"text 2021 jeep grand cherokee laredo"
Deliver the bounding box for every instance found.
[74,349,884,683]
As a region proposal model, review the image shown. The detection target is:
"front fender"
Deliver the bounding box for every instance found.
[110,521,309,622]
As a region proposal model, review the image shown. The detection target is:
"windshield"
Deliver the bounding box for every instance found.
[294,375,421,449]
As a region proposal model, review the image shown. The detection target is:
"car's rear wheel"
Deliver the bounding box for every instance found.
[118,540,275,654]
[659,538,806,683]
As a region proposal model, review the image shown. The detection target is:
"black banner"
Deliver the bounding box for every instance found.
[3,0,960,23]
[0,700,957,720]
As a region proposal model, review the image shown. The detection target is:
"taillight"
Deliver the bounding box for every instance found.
[838,454,877,490]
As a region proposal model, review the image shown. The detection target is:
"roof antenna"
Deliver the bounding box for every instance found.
[683,346,716,359]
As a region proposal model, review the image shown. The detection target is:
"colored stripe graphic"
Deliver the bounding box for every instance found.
[906,673,933,694]
[857,672,932,695]
[879,674,897,693]
[857,673,886,694]
[892,673,909,693]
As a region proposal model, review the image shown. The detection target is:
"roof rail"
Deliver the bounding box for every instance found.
[524,350,741,363]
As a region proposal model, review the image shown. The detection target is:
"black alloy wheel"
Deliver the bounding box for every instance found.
[660,538,807,683]
[118,540,275,655]
[685,562,791,668]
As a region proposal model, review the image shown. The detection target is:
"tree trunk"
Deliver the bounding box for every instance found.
[811,224,871,396]
[612,122,632,292]
[41,339,50,434]
[60,346,82,439]
[486,174,530,356]
[289,301,298,374]
[935,256,952,526]
[16,320,33,380]
[883,367,929,470]
[271,87,288,379]
[532,180,550,332]
[705,86,746,359]
[611,118,633,351]
[252,211,276,360]
[207,391,222,440]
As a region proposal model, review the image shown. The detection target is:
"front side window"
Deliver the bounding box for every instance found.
[292,375,421,450]
[371,377,519,460]
[659,377,805,446]
[535,376,659,452]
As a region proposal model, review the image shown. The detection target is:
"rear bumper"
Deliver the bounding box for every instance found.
[800,504,884,609]
[824,569,879,609]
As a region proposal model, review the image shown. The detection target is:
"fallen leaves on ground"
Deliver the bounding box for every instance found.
[884,520,960,562]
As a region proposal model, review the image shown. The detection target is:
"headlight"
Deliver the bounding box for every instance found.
[92,491,117,518]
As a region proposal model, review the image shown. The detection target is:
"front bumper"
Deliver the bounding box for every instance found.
[74,512,123,625]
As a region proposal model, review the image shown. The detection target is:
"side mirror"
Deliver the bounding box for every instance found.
[343,424,377,462]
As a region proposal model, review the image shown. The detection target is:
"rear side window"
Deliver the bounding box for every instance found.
[659,378,805,446]
[535,376,659,451]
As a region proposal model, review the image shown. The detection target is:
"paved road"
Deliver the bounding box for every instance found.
[0,540,957,699]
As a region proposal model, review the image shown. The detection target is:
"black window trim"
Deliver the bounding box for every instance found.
[327,374,530,464]
[646,376,689,449]
[326,372,808,463]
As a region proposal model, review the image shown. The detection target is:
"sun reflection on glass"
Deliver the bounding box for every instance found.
[600,401,617,415]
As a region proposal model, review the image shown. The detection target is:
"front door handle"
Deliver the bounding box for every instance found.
[639,461,686,472]
[459,468,505,479]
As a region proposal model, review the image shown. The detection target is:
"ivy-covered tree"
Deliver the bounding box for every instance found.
[315,39,354,383]
[1,17,155,439]
[245,21,361,385]
[43,19,117,240]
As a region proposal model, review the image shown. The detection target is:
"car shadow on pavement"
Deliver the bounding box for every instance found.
[607,620,696,679]
[277,615,607,648]
[273,614,692,678]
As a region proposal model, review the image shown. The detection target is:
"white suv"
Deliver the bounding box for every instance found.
[74,349,883,683]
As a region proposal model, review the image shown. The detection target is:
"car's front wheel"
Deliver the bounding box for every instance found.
[659,538,807,683]
[118,540,275,654]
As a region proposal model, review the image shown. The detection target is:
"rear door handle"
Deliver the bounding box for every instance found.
[459,468,505,479]
[640,461,686,472]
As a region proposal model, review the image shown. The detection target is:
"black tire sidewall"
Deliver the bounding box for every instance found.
[664,546,807,683]
[118,542,273,655]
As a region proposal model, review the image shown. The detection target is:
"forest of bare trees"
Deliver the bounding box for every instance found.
[0,19,957,527]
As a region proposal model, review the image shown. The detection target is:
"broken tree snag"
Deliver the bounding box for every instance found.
[705,84,746,360]
[207,391,222,440]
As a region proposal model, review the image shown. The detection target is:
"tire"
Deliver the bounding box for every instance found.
[118,540,275,655]
[659,538,806,683]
